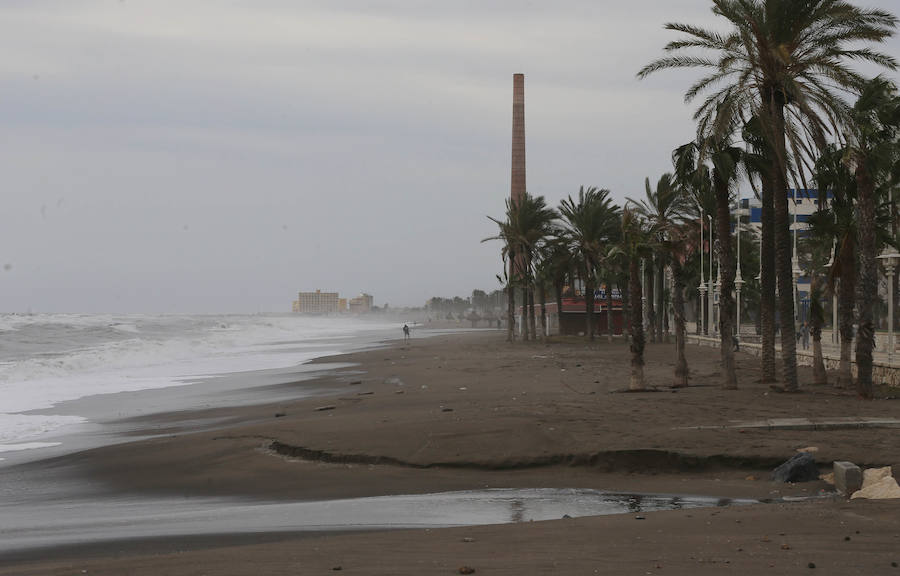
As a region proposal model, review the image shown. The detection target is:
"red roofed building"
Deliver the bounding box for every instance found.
[519,286,626,337]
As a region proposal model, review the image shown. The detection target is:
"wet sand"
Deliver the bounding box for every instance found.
[3,330,899,575]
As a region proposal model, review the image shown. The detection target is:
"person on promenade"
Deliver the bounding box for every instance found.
[402,323,410,342]
[799,322,810,350]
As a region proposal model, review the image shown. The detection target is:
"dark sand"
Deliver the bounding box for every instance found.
[3,331,899,575]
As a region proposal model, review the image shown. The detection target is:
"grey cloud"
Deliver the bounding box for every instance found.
[0,0,897,312]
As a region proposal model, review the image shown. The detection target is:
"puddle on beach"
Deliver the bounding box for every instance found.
[0,488,757,554]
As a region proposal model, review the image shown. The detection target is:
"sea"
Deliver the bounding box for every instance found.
[0,313,401,463]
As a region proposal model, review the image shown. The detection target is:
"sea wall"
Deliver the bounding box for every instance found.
[687,334,900,388]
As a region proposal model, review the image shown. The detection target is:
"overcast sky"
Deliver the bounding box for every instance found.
[2,1,899,313]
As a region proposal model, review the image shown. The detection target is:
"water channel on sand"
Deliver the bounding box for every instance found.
[0,488,758,556]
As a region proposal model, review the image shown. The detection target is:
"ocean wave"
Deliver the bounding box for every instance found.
[0,314,397,454]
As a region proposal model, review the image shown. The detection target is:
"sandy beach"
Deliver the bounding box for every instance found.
[3,329,899,575]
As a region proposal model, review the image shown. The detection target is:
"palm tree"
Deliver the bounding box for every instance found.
[809,150,858,387]
[742,116,778,384]
[673,142,716,337]
[639,0,898,392]
[799,231,834,385]
[485,204,520,342]
[617,207,656,390]
[602,217,624,342]
[845,77,900,397]
[674,136,742,388]
[709,139,743,389]
[541,235,575,338]
[486,193,558,342]
[559,187,620,340]
[630,174,687,344]
[631,172,691,368]
[668,220,695,387]
[644,169,697,387]
[533,252,551,341]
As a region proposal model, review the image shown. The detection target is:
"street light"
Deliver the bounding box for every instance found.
[878,249,900,364]
[735,198,745,336]
[791,190,802,325]
[697,202,706,335]
[714,246,721,335]
[792,256,802,325]
[825,241,838,346]
[642,258,648,333]
[708,214,714,336]
[757,232,762,282]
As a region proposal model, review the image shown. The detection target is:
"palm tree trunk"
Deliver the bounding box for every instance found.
[855,162,877,398]
[506,280,515,342]
[837,248,856,388]
[585,268,596,340]
[771,98,799,391]
[554,279,564,337]
[810,276,827,385]
[629,257,645,390]
[520,286,529,341]
[760,162,778,384]
[606,275,614,342]
[538,281,547,341]
[715,175,737,389]
[657,257,665,343]
[527,252,537,340]
[646,263,657,343]
[528,284,537,341]
[672,259,689,387]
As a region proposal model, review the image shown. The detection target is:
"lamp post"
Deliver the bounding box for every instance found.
[792,258,802,325]
[791,190,802,326]
[708,214,714,336]
[825,241,837,346]
[642,258,648,333]
[714,247,721,335]
[833,282,839,346]
[757,232,762,282]
[878,250,900,364]
[735,201,744,336]
[698,203,706,335]
[666,265,674,337]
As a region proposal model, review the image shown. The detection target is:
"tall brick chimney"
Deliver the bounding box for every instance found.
[511,73,526,207]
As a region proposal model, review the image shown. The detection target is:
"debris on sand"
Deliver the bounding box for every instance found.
[772,452,818,483]
[851,466,900,500]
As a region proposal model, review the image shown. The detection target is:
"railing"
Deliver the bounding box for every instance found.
[686,331,900,387]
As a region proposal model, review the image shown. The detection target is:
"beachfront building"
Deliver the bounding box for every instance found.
[743,189,829,236]
[349,293,374,314]
[296,289,340,315]
[741,189,832,322]
[518,285,626,337]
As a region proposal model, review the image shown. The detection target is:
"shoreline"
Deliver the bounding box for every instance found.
[0,321,415,469]
[3,330,900,574]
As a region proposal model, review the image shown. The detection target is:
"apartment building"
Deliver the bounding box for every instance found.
[296,289,340,315]
[349,293,374,314]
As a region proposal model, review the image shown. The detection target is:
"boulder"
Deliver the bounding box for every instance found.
[772,452,819,483]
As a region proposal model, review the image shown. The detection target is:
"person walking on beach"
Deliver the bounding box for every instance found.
[799,322,810,350]
[402,323,410,343]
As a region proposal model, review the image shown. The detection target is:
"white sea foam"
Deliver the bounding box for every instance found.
[0,314,397,455]
[0,442,63,452]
